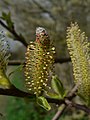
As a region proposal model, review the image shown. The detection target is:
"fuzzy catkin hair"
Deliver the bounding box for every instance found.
[0,31,10,71]
[0,30,11,88]
[66,23,90,105]
[24,27,55,96]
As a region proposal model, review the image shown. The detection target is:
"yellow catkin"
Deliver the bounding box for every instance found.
[24,27,55,96]
[66,23,90,105]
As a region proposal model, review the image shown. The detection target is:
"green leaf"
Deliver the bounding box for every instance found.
[8,65,24,78]
[37,96,51,111]
[45,91,60,99]
[51,75,66,98]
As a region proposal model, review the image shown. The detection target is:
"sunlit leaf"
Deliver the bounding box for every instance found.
[51,75,66,98]
[45,91,60,99]
[37,96,51,111]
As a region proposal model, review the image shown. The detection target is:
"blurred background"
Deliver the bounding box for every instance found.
[0,0,90,120]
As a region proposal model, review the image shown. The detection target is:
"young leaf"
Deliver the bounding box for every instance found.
[37,96,51,111]
[1,12,14,30]
[45,91,61,99]
[51,75,66,98]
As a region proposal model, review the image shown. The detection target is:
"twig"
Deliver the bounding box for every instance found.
[0,86,64,104]
[72,102,90,114]
[65,99,90,114]
[67,84,79,98]
[52,105,66,120]
[55,57,71,63]
[0,20,28,47]
[8,58,71,66]
[0,85,35,98]
[8,60,25,65]
[51,85,78,120]
[0,85,90,114]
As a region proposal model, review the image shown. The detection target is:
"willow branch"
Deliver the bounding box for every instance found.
[71,103,90,114]
[52,105,66,120]
[67,84,79,98]
[0,20,28,47]
[8,58,71,66]
[0,84,74,104]
[65,99,90,114]
[8,60,25,65]
[55,57,71,63]
[0,86,64,104]
[0,85,90,114]
[0,85,35,98]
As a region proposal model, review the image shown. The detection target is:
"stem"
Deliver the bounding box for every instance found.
[52,105,66,120]
[0,20,28,47]
[0,85,90,114]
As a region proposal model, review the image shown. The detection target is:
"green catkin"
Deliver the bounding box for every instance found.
[0,30,11,88]
[25,27,55,96]
[0,31,10,71]
[66,23,90,105]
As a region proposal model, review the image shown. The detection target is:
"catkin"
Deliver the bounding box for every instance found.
[25,27,55,96]
[66,23,90,105]
[0,31,10,71]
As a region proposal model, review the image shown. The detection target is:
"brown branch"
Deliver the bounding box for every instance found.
[55,57,71,63]
[65,99,90,114]
[67,84,79,98]
[0,20,28,47]
[52,84,90,120]
[0,85,90,114]
[8,60,25,65]
[0,86,64,104]
[0,85,35,98]
[72,103,90,114]
[8,58,71,66]
[49,84,90,119]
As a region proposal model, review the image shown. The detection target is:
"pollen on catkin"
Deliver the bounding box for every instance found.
[66,23,90,105]
[24,27,55,96]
